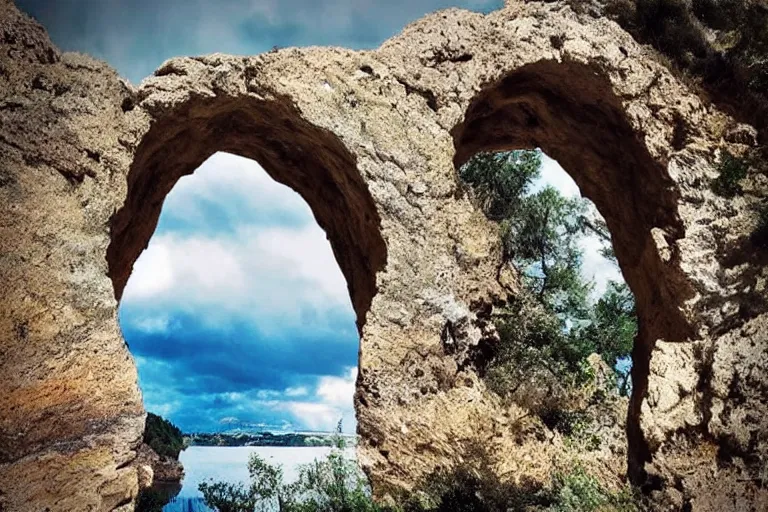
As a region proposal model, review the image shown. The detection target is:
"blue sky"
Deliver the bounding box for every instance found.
[17,0,503,84]
[119,153,362,432]
[17,0,622,434]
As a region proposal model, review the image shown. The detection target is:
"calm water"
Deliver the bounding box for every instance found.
[162,446,355,512]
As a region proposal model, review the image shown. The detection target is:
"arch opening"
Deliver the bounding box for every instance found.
[106,96,388,506]
[118,149,369,507]
[451,60,697,483]
[108,96,387,333]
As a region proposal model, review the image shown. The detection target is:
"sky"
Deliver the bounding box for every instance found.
[119,153,362,433]
[17,0,623,433]
[16,0,503,84]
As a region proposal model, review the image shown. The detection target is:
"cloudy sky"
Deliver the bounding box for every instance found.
[17,0,503,83]
[17,0,621,433]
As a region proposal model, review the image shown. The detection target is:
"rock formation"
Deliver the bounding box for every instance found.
[0,0,766,510]
[134,444,184,487]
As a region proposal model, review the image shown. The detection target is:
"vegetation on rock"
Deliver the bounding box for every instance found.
[712,150,750,198]
[198,435,640,512]
[144,412,185,460]
[459,150,636,399]
[590,0,768,143]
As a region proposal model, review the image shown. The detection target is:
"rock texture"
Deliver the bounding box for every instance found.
[134,444,184,487]
[1,0,766,510]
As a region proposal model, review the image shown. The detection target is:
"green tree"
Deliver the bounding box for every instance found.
[143,412,184,460]
[458,150,542,222]
[502,186,592,318]
[458,150,638,400]
[571,282,637,395]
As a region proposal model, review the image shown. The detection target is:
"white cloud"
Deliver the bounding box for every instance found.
[162,152,312,223]
[532,153,581,198]
[125,242,174,299]
[121,152,354,330]
[579,234,623,297]
[316,367,357,407]
[274,368,357,432]
[131,314,172,334]
[280,402,343,432]
[285,386,310,397]
[250,226,350,305]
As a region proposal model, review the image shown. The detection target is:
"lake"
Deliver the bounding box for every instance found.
[160,446,355,512]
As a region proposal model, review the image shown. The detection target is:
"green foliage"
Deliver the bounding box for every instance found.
[458,150,542,222]
[634,0,710,66]
[597,0,768,139]
[397,451,641,512]
[570,281,637,395]
[485,294,596,408]
[459,150,637,408]
[199,436,642,512]
[711,151,749,198]
[547,467,640,512]
[503,186,593,318]
[143,412,184,460]
[199,421,385,512]
[406,466,551,512]
[198,481,260,512]
[285,450,379,512]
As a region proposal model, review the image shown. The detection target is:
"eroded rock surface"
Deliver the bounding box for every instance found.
[1,0,766,510]
[134,444,184,486]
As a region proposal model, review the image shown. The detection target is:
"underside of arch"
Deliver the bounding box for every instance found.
[107,95,387,332]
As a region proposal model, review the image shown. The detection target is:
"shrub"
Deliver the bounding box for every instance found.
[484,293,600,419]
[548,467,640,512]
[751,202,768,250]
[401,449,641,512]
[199,421,385,512]
[711,150,749,198]
[594,0,768,141]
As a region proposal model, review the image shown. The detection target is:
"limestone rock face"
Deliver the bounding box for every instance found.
[1,0,766,510]
[134,444,184,485]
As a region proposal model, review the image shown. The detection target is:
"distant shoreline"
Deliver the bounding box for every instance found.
[184,431,357,448]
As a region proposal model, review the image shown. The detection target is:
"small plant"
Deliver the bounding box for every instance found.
[751,202,768,250]
[711,150,749,198]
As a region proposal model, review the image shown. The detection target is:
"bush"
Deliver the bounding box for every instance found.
[711,150,749,198]
[594,0,768,141]
[751,202,768,250]
[401,449,641,512]
[548,467,640,512]
[199,421,385,512]
[144,412,184,460]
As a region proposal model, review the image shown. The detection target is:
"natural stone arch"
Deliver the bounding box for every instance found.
[106,94,387,330]
[1,1,767,511]
[450,59,697,481]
